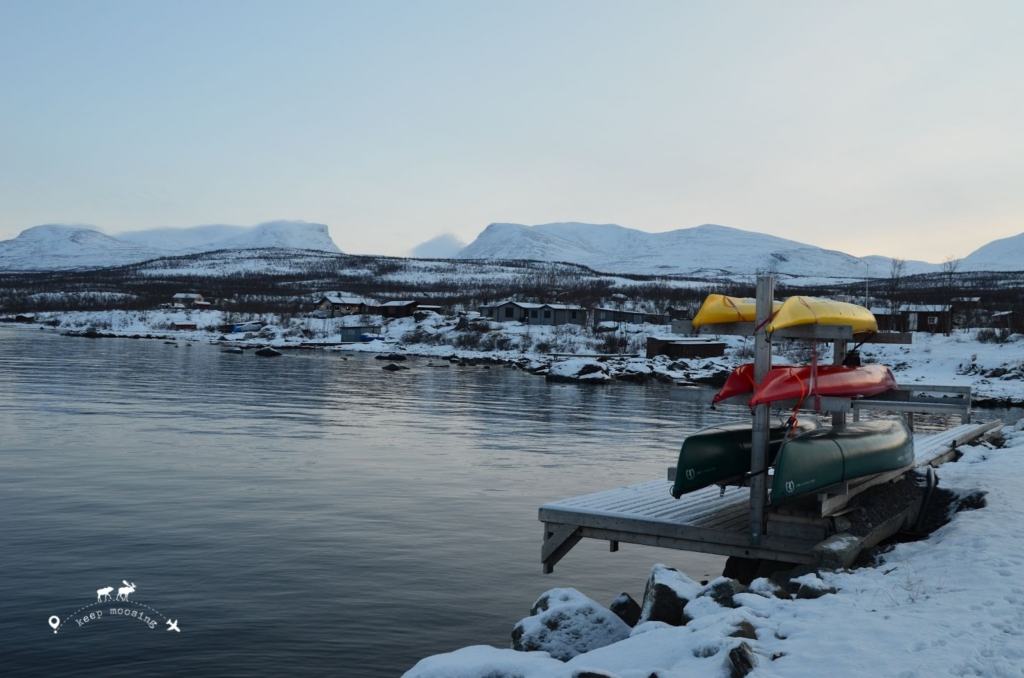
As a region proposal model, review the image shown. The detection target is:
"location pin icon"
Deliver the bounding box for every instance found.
[48,616,60,633]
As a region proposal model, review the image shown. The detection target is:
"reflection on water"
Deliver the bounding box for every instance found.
[0,328,1017,677]
[0,329,732,677]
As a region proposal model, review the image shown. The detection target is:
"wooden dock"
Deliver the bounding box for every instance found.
[540,421,999,573]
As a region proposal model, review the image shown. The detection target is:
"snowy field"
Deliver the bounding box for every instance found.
[405,430,1024,678]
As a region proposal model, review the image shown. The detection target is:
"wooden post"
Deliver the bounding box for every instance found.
[832,340,847,430]
[750,275,774,546]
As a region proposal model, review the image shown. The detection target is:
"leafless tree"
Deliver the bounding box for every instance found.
[941,255,960,333]
[885,258,906,331]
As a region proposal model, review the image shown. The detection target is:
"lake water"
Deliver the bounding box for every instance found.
[0,327,733,677]
[0,327,1014,677]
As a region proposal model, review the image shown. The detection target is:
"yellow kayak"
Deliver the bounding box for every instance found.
[765,296,877,335]
[692,294,782,327]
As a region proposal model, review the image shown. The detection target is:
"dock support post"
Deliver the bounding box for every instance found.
[750,275,774,546]
[832,340,847,430]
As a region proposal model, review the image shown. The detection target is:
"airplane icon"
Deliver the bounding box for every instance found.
[166,619,180,632]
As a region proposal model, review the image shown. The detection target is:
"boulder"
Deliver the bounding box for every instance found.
[791,573,837,599]
[511,588,630,661]
[608,592,641,627]
[254,347,282,357]
[375,353,407,361]
[726,641,757,678]
[746,578,790,600]
[729,621,758,640]
[221,347,244,354]
[639,564,703,626]
[382,363,409,372]
[700,577,748,609]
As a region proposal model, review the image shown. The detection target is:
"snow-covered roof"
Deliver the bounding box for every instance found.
[320,294,374,305]
[172,293,202,299]
[380,300,416,307]
[593,306,665,315]
[870,305,947,314]
[543,303,585,311]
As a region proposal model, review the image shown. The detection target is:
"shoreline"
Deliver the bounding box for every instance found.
[4,318,1024,410]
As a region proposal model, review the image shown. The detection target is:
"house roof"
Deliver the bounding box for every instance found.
[380,300,417,307]
[870,306,947,314]
[593,306,665,315]
[173,293,202,299]
[321,295,375,306]
[543,303,585,311]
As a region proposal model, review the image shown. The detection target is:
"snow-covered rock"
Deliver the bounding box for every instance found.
[546,358,610,383]
[608,593,642,628]
[511,588,631,661]
[639,564,704,626]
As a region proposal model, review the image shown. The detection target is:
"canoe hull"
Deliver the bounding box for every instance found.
[747,364,898,407]
[671,417,821,498]
[692,294,783,328]
[765,296,877,335]
[770,419,914,503]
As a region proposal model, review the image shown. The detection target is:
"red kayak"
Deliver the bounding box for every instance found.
[712,364,759,403]
[748,364,898,407]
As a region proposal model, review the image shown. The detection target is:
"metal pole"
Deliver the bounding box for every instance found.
[859,259,870,307]
[749,275,774,546]
[832,340,847,430]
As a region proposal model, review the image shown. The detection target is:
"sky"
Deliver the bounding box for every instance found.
[1,1,1022,262]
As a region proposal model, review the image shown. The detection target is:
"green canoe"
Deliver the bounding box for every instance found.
[671,417,821,498]
[770,418,914,503]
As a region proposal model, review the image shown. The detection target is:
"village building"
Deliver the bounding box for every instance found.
[171,292,204,308]
[592,307,671,328]
[872,305,953,334]
[478,301,587,326]
[314,294,378,318]
[379,300,418,318]
[645,336,726,359]
[338,325,383,342]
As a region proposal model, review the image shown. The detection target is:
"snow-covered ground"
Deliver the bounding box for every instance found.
[405,430,1024,677]
[20,309,1024,405]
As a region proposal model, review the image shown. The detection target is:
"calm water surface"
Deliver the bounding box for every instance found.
[0,327,1014,677]
[0,327,733,677]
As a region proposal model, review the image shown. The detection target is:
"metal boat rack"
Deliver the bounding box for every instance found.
[540,276,985,573]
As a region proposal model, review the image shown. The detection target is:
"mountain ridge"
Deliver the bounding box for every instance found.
[455,222,942,279]
[0,221,341,271]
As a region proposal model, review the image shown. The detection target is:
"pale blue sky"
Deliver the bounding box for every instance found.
[1,1,1022,261]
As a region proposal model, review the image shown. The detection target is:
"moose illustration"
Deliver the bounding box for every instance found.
[96,586,114,602]
[115,581,136,601]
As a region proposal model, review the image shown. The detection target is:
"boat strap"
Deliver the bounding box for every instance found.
[753,309,778,335]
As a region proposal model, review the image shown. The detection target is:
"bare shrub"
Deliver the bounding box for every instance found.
[977,328,1011,344]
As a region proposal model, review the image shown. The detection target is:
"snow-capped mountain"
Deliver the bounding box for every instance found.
[0,225,166,271]
[960,232,1024,271]
[0,221,341,271]
[456,222,940,279]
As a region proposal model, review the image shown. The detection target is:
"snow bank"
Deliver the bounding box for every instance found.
[405,436,1024,677]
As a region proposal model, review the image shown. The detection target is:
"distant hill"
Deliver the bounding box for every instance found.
[455,222,943,280]
[0,221,341,271]
[960,232,1024,271]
